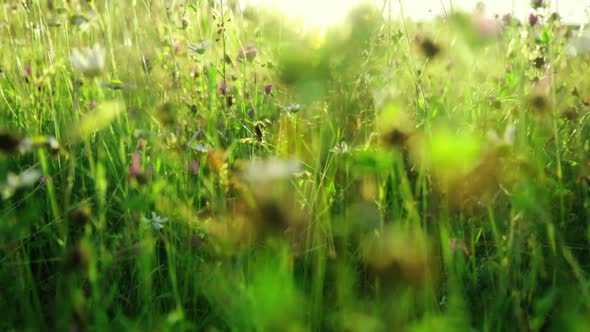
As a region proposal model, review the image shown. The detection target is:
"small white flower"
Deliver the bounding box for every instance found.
[188,40,213,55]
[188,142,211,153]
[1,168,42,199]
[282,104,305,114]
[143,211,168,231]
[68,43,106,78]
[330,141,350,154]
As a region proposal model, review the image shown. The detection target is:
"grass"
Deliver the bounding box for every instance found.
[1,0,590,331]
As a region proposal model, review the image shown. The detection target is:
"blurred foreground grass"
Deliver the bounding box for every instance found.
[1,0,590,331]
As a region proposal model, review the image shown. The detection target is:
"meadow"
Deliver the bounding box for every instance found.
[1,0,590,331]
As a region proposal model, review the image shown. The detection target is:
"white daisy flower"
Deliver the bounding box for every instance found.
[68,43,106,78]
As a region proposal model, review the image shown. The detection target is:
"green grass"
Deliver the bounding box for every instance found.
[1,0,590,331]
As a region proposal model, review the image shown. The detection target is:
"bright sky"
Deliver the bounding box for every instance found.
[242,0,590,28]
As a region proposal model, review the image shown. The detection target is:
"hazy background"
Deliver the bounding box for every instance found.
[242,0,590,27]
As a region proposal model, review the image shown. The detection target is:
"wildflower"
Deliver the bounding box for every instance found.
[282,104,304,114]
[69,43,106,78]
[533,56,545,69]
[143,211,168,231]
[173,42,183,54]
[188,160,200,175]
[188,143,211,153]
[330,141,350,154]
[237,44,258,62]
[180,18,189,30]
[419,37,440,58]
[530,94,549,113]
[23,64,32,78]
[188,40,212,55]
[136,138,147,151]
[247,107,256,119]
[528,13,540,27]
[530,0,546,9]
[381,128,413,149]
[264,83,273,95]
[217,81,229,95]
[6,135,60,155]
[225,94,236,107]
[39,176,52,186]
[1,168,42,199]
[129,153,142,177]
[549,12,560,23]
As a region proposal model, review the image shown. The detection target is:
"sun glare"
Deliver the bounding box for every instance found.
[244,0,374,29]
[242,0,588,29]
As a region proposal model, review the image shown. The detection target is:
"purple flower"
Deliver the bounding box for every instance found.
[188,160,200,175]
[173,42,183,54]
[247,108,256,119]
[129,153,142,176]
[24,64,32,78]
[40,176,52,186]
[217,81,229,95]
[237,44,258,62]
[530,0,545,9]
[528,13,539,26]
[264,84,273,95]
